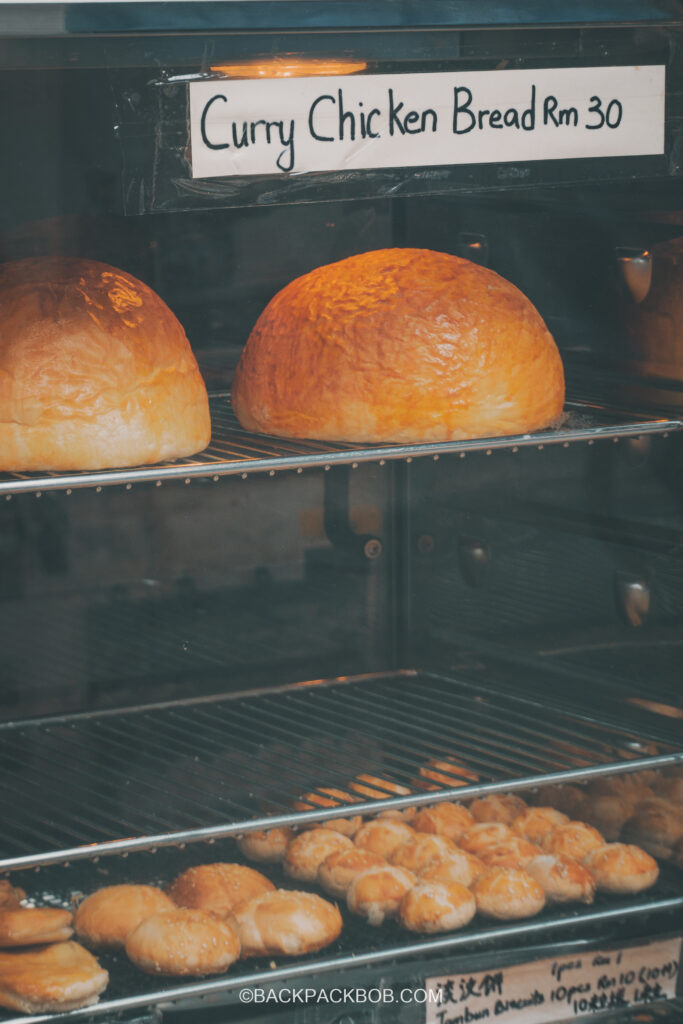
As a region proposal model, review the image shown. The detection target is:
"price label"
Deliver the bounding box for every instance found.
[189,65,664,179]
[425,937,681,1024]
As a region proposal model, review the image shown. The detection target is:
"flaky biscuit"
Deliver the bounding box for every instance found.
[237,827,294,864]
[318,848,387,898]
[74,885,176,949]
[419,850,486,888]
[412,802,474,842]
[354,820,416,859]
[526,854,595,904]
[472,868,545,920]
[542,822,605,862]
[389,833,458,873]
[584,843,659,894]
[168,863,274,917]
[231,890,342,957]
[0,941,108,1013]
[512,807,569,844]
[0,907,73,948]
[398,881,476,933]
[347,865,416,926]
[459,822,513,856]
[126,909,240,976]
[283,829,353,882]
[469,793,527,825]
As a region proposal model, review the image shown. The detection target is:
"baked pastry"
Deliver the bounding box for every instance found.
[294,788,363,836]
[526,854,595,904]
[125,909,240,976]
[479,838,542,869]
[74,885,176,949]
[398,881,476,933]
[587,775,654,803]
[0,882,25,910]
[167,863,274,917]
[654,777,683,803]
[237,827,294,863]
[346,865,416,926]
[390,833,458,873]
[543,822,605,862]
[231,890,342,957]
[354,820,416,859]
[232,248,565,443]
[459,822,513,856]
[412,802,474,842]
[621,800,683,860]
[283,829,353,882]
[582,795,634,841]
[472,868,546,920]
[419,850,486,888]
[0,257,211,471]
[415,758,480,791]
[469,793,527,825]
[318,848,387,898]
[584,843,659,894]
[512,806,570,844]
[532,785,588,818]
[0,941,108,1013]
[0,907,73,948]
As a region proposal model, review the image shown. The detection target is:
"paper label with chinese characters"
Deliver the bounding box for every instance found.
[189,65,665,178]
[425,938,681,1024]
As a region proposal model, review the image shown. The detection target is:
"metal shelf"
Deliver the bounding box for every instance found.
[0,394,679,496]
[0,669,680,872]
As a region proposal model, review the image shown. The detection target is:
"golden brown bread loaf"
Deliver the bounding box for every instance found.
[0,257,210,470]
[232,248,564,443]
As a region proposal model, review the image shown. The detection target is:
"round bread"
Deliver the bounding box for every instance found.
[398,881,476,934]
[390,833,458,873]
[469,793,527,825]
[0,907,73,948]
[587,775,654,803]
[293,789,363,836]
[526,854,595,904]
[233,249,564,443]
[582,795,634,841]
[419,850,486,888]
[412,802,474,842]
[459,822,513,856]
[354,820,416,859]
[318,848,387,898]
[622,800,683,861]
[167,864,274,917]
[231,890,342,957]
[654,777,683,803]
[512,806,570,844]
[472,868,546,920]
[125,908,240,976]
[283,829,353,882]
[346,865,416,926]
[543,822,605,862]
[478,838,542,870]
[0,257,210,471]
[584,843,659,894]
[236,827,294,864]
[74,885,176,949]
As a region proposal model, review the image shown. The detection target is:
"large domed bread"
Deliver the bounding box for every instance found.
[0,257,211,470]
[232,248,564,443]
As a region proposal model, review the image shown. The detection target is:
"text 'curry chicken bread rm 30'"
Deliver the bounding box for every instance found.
[0,258,211,472]
[232,248,565,444]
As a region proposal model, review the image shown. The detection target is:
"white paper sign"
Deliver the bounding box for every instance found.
[425,937,681,1024]
[189,65,665,179]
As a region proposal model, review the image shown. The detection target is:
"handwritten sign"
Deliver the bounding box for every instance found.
[189,65,664,178]
[425,937,681,1024]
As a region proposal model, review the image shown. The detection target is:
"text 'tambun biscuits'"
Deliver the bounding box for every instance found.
[415,758,480,791]
[0,907,73,948]
[74,885,176,950]
[472,868,546,920]
[412,802,474,842]
[526,854,595,904]
[398,881,476,934]
[478,838,542,870]
[318,849,387,899]
[167,864,275,917]
[389,834,458,874]
[469,793,527,825]
[583,844,660,894]
[0,942,109,1013]
[125,909,240,976]
[293,789,363,837]
[237,827,294,864]
[231,890,342,957]
[459,822,513,856]
[581,795,634,841]
[542,822,605,862]
[512,807,570,845]
[354,820,416,859]
[283,829,353,882]
[621,800,683,861]
[346,865,416,926]
[419,850,486,888]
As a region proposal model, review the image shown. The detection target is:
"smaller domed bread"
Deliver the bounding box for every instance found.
[582,795,634,841]
[354,820,416,859]
[293,789,363,836]
[526,854,595,904]
[398,881,476,933]
[469,794,527,825]
[532,785,588,818]
[346,865,416,926]
[419,850,486,888]
[479,838,542,870]
[237,828,294,863]
[459,822,513,856]
[512,807,570,844]
[125,909,240,976]
[584,844,659,894]
[283,829,353,882]
[231,890,342,957]
[0,907,73,948]
[74,885,176,949]
[389,834,457,873]
[472,868,545,920]
[167,864,274,917]
[415,759,479,791]
[412,802,474,842]
[542,822,605,862]
[621,800,683,860]
[318,849,387,898]
[588,776,654,803]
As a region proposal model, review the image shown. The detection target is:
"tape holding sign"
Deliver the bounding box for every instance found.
[189,65,665,179]
[424,938,681,1024]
